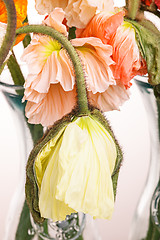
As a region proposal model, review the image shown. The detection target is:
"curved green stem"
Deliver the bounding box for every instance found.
[16,25,89,115]
[127,0,140,20]
[0,0,17,68]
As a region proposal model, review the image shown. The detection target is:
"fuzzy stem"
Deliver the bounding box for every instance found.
[127,0,141,20]
[7,52,25,86]
[0,0,17,69]
[16,25,89,115]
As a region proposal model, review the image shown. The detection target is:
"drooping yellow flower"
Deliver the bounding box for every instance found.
[34,115,117,221]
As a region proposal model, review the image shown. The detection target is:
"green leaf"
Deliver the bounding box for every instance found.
[125,18,160,86]
[91,108,123,200]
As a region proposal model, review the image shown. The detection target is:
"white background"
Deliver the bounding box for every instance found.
[0,0,151,239]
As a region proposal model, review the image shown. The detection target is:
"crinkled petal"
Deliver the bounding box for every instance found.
[65,0,114,28]
[25,84,76,127]
[35,0,68,14]
[35,129,76,221]
[56,116,116,219]
[21,36,52,75]
[88,84,130,111]
[77,11,124,44]
[35,116,117,221]
[109,22,147,87]
[22,38,75,93]
[72,37,115,93]
[42,8,68,36]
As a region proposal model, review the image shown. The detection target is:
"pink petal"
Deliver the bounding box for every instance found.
[88,84,130,111]
[25,84,76,127]
[72,37,115,93]
[43,8,68,36]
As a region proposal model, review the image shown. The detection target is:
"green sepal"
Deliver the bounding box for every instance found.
[90,108,123,200]
[125,18,160,86]
[25,114,73,224]
[23,34,31,48]
[68,27,76,40]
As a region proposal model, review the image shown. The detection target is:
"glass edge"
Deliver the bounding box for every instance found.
[0,81,24,90]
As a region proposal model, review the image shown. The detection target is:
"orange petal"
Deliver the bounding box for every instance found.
[0,0,27,27]
[109,23,147,88]
[77,11,124,44]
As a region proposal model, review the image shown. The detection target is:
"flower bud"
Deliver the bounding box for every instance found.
[25,109,122,223]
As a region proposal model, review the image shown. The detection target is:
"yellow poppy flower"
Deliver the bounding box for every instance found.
[34,115,117,221]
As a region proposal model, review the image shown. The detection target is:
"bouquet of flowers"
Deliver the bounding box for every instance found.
[0,0,160,239]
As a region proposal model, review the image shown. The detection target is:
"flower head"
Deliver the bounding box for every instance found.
[22,8,130,126]
[35,0,114,28]
[35,0,69,14]
[109,21,147,88]
[26,112,122,222]
[21,9,76,126]
[77,11,147,88]
[64,0,114,28]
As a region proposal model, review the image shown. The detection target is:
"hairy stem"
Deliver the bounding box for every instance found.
[0,0,17,68]
[127,0,141,20]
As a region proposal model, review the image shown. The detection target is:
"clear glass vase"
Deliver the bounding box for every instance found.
[0,74,100,240]
[129,76,160,240]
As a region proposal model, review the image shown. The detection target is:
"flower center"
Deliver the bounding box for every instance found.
[44,39,62,58]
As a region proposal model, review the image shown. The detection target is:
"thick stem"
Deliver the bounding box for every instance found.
[7,52,25,86]
[127,0,141,20]
[0,0,17,68]
[16,25,89,115]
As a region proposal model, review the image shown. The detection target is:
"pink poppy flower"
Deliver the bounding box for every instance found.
[21,9,76,127]
[72,37,115,93]
[35,0,114,28]
[35,0,69,15]
[22,8,130,127]
[71,37,130,111]
[64,0,114,28]
[77,11,147,88]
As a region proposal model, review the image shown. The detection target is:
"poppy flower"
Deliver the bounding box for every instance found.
[34,116,117,221]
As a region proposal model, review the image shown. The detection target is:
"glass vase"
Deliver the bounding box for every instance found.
[129,76,160,240]
[0,75,100,240]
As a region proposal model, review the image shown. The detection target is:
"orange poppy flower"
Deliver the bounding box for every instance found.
[0,0,27,45]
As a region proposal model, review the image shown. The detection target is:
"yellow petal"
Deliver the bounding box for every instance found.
[57,116,117,219]
[35,126,75,221]
[35,116,117,221]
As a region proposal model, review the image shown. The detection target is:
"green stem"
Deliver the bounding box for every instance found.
[16,25,89,115]
[7,52,25,86]
[0,0,17,68]
[127,0,141,20]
